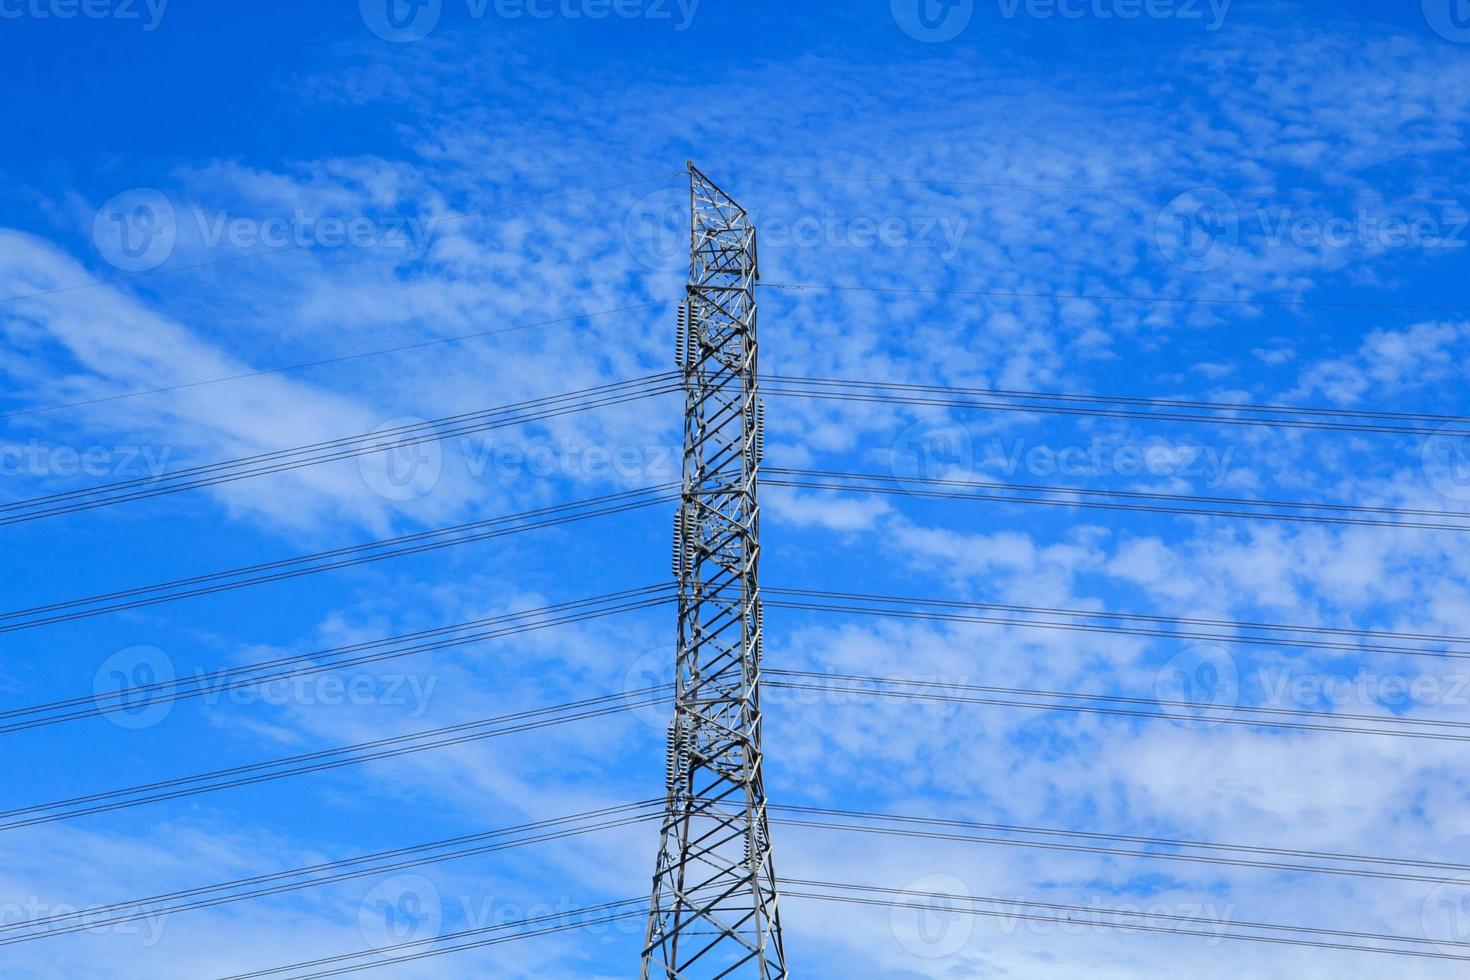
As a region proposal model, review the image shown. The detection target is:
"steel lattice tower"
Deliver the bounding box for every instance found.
[640,163,788,979]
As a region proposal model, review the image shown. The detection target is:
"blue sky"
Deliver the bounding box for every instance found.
[4,0,1470,976]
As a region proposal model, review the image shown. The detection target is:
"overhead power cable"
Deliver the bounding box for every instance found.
[781,880,1470,962]
[22,793,1462,949]
[220,900,656,979]
[768,808,1470,888]
[0,172,684,307]
[0,373,679,525]
[11,318,1448,435]
[761,375,1470,437]
[1,802,662,946]
[2,300,676,420]
[0,585,673,734]
[770,803,1470,876]
[732,169,1470,209]
[0,486,677,633]
[766,468,1470,533]
[4,373,667,511]
[768,373,1470,425]
[763,279,1470,315]
[0,687,668,833]
[763,587,1470,663]
[228,878,1470,978]
[766,585,1470,648]
[766,672,1470,742]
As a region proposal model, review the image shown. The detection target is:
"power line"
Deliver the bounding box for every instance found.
[767,468,1470,533]
[781,880,1470,962]
[766,373,1470,427]
[0,174,683,308]
[762,376,1470,437]
[221,900,656,980]
[763,588,1470,663]
[0,486,678,633]
[0,687,670,832]
[11,330,1450,442]
[0,374,680,525]
[775,669,1470,733]
[775,465,1470,522]
[2,802,663,946]
[771,804,1470,875]
[766,673,1470,742]
[23,794,1461,962]
[767,585,1470,646]
[22,793,1460,949]
[769,809,1470,888]
[2,301,675,420]
[764,280,1470,315]
[730,169,1470,208]
[1,586,674,734]
[226,880,1470,978]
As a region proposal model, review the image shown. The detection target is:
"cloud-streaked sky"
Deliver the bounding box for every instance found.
[4,1,1470,976]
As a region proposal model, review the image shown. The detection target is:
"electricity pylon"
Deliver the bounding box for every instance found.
[640,163,788,979]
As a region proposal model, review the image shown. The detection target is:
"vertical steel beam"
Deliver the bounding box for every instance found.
[640,163,787,979]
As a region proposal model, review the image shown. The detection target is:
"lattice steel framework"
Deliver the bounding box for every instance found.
[640,163,788,979]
